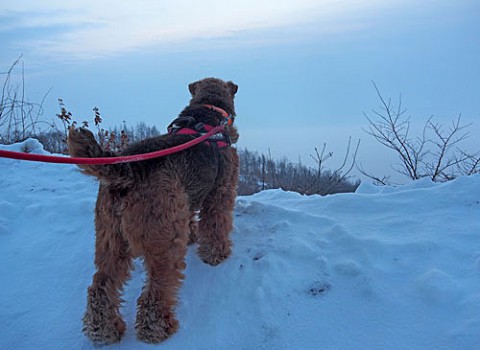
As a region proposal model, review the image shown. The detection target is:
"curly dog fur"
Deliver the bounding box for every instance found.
[67,78,239,344]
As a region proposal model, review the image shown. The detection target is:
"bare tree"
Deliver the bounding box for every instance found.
[457,150,480,176]
[425,116,471,182]
[363,82,428,180]
[0,55,52,144]
[357,163,391,186]
[310,143,333,186]
[363,82,479,183]
[309,137,360,195]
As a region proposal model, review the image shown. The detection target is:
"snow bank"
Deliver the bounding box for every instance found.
[1,141,479,350]
[0,138,50,155]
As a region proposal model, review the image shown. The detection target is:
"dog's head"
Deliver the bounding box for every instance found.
[188,78,239,143]
[188,78,238,116]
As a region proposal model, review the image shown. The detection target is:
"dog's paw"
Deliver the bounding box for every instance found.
[83,314,126,345]
[136,297,179,343]
[198,242,232,266]
[82,287,126,344]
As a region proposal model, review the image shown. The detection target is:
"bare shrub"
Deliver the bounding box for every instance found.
[0,55,52,144]
[361,82,479,183]
[309,137,360,195]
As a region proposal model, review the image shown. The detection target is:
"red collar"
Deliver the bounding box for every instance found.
[203,104,233,126]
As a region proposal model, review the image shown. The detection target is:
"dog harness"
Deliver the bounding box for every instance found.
[167,105,233,149]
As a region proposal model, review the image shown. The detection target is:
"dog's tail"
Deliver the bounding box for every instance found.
[67,127,133,184]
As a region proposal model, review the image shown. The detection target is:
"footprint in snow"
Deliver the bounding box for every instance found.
[306,281,332,297]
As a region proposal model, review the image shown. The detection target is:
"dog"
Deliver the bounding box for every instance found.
[67,78,239,344]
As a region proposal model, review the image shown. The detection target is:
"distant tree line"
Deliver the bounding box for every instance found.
[238,145,360,196]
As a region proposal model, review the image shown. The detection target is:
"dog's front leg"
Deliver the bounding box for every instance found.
[197,151,239,266]
[197,195,234,265]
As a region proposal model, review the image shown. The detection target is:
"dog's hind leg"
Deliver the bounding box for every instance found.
[131,181,190,343]
[82,186,133,345]
[197,150,239,266]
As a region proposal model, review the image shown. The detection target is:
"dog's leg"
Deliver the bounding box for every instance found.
[197,191,234,265]
[197,150,239,266]
[83,187,132,345]
[131,183,190,343]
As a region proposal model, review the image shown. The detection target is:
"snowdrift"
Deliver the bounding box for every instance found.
[1,139,479,350]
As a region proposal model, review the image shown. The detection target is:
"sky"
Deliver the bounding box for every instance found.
[1,0,479,181]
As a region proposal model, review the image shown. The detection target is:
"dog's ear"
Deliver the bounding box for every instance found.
[189,81,199,96]
[227,81,238,96]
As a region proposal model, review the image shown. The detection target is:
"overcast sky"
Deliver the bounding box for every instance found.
[1,0,479,181]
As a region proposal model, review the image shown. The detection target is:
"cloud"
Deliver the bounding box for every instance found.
[1,0,402,61]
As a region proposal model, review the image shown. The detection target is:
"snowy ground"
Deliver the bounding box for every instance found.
[1,139,479,350]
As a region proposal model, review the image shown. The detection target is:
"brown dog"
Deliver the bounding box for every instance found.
[67,78,239,344]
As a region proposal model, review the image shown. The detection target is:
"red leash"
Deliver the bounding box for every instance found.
[0,124,225,165]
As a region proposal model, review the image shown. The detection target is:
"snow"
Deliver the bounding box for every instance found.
[1,139,479,350]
